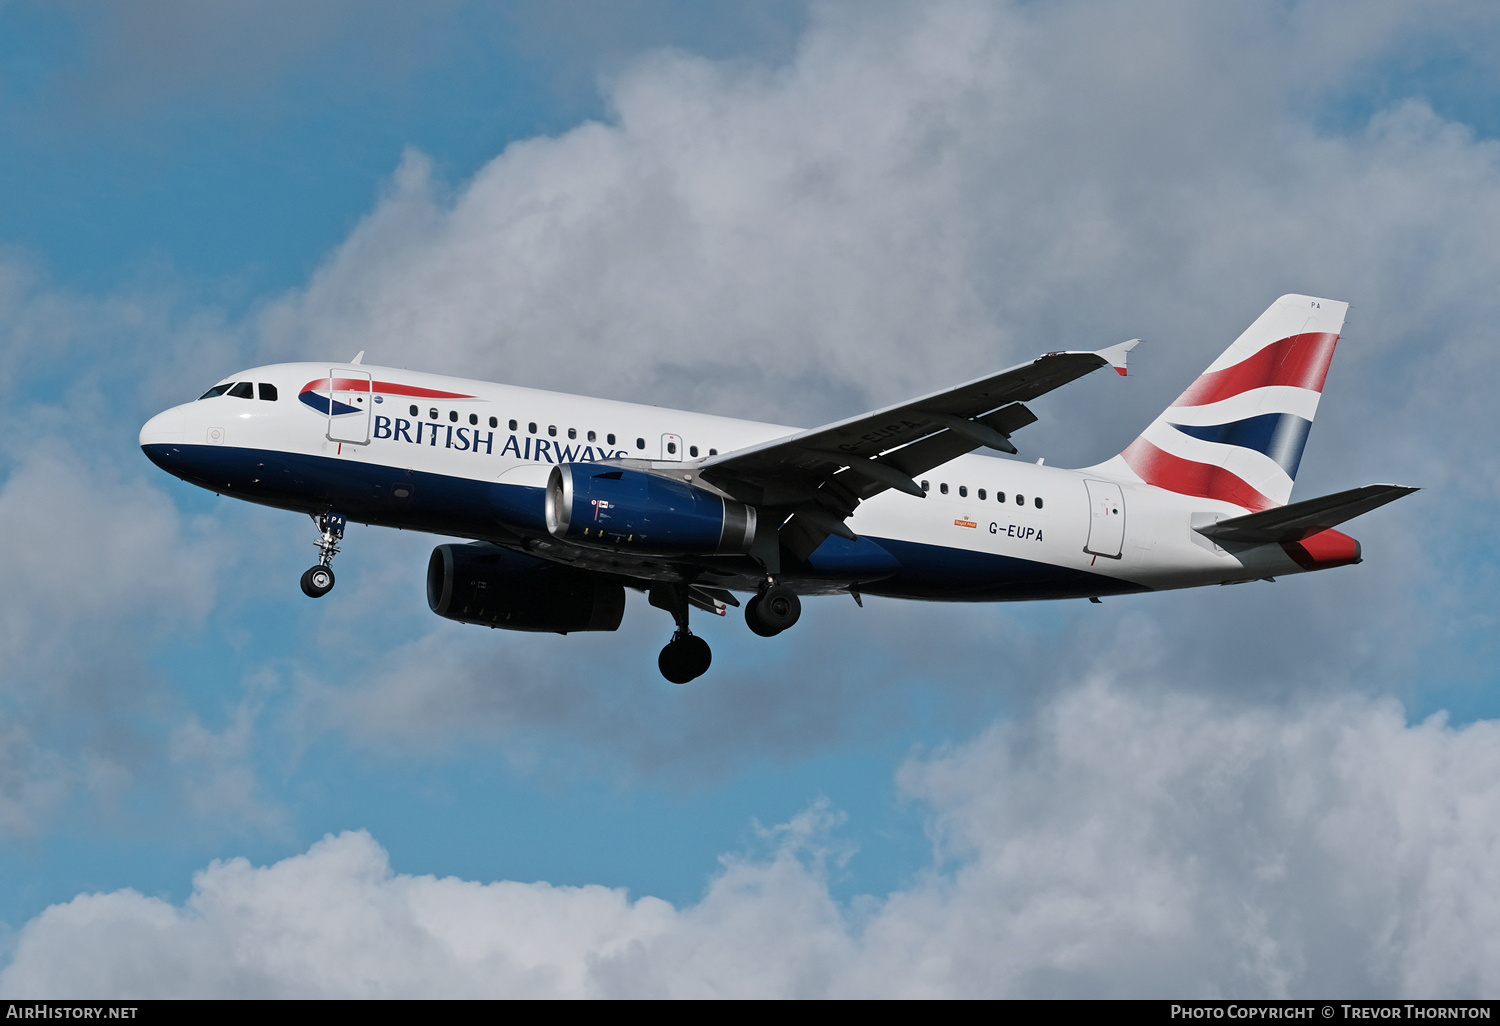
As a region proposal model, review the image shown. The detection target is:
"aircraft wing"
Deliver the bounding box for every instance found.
[698,340,1138,558]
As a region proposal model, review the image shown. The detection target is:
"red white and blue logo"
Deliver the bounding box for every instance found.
[298,377,476,416]
[1115,297,1345,511]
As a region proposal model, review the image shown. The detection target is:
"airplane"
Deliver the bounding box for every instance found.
[139,294,1415,683]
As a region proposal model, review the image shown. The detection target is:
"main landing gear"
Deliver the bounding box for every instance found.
[745,582,801,637]
[300,512,345,598]
[650,583,713,684]
[659,631,712,685]
[652,580,803,683]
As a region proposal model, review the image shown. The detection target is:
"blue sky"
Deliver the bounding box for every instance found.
[2,0,1500,998]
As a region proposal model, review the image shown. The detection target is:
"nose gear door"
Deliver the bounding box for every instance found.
[327,369,373,444]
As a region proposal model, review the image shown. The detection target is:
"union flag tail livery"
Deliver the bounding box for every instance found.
[140,293,1414,683]
[1100,295,1345,511]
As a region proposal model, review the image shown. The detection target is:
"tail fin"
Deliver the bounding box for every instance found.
[1094,295,1347,511]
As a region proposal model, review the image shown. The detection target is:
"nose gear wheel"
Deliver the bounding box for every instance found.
[300,564,335,597]
[301,512,346,599]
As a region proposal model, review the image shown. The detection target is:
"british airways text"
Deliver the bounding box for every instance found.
[372,416,628,463]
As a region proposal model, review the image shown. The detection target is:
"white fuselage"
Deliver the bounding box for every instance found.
[139,361,1313,602]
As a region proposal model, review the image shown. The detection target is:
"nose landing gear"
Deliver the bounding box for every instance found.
[300,512,345,598]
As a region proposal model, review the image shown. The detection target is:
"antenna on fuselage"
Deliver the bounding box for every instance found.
[350,351,366,365]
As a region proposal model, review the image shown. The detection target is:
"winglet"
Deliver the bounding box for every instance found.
[1097,338,1140,377]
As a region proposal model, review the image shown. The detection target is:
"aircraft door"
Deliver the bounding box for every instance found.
[660,433,683,461]
[1084,480,1126,558]
[327,369,373,445]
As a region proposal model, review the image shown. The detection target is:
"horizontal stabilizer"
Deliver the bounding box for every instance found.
[1194,484,1418,544]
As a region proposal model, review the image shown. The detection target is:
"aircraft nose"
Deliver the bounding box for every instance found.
[139,406,196,478]
[139,406,186,448]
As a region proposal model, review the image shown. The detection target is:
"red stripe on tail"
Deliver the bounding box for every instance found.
[1172,332,1338,408]
[1120,437,1277,511]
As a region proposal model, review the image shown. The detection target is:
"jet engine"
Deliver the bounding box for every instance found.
[545,465,757,555]
[427,542,625,633]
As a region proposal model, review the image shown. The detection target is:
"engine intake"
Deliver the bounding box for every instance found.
[545,464,757,555]
[427,543,625,633]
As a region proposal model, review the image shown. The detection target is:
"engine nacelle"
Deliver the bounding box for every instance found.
[427,543,625,633]
[544,464,757,555]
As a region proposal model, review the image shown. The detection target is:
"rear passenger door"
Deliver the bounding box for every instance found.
[1084,480,1126,558]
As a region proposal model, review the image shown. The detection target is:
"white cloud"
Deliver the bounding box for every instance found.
[6,678,1499,998]
[0,446,218,686]
[5,0,1498,998]
[255,0,1500,454]
[169,694,286,837]
[0,445,234,836]
[238,0,1500,775]
[0,240,276,839]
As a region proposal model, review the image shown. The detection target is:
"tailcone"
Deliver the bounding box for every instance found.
[1281,528,1361,571]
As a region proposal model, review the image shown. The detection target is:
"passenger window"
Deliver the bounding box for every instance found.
[636,438,645,450]
[921,480,930,492]
[978,489,986,500]
[548,425,557,437]
[709,448,717,456]
[528,422,537,434]
[689,445,699,457]
[228,381,254,399]
[449,410,458,423]
[429,408,439,420]
[410,405,419,417]
[1016,494,1025,506]
[607,433,616,445]
[958,485,967,498]
[940,483,949,495]
[996,492,1006,503]
[469,414,478,425]
[490,417,498,428]
[667,442,677,454]
[568,428,576,439]
[509,419,517,431]
[258,383,278,401]
[1035,497,1044,509]
[587,430,596,442]
[199,383,232,400]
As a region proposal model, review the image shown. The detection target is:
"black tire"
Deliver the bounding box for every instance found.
[744,595,779,637]
[658,634,711,683]
[300,564,335,598]
[747,585,800,635]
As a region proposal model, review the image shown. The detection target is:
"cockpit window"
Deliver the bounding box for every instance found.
[258,383,278,401]
[228,381,254,399]
[198,383,233,400]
